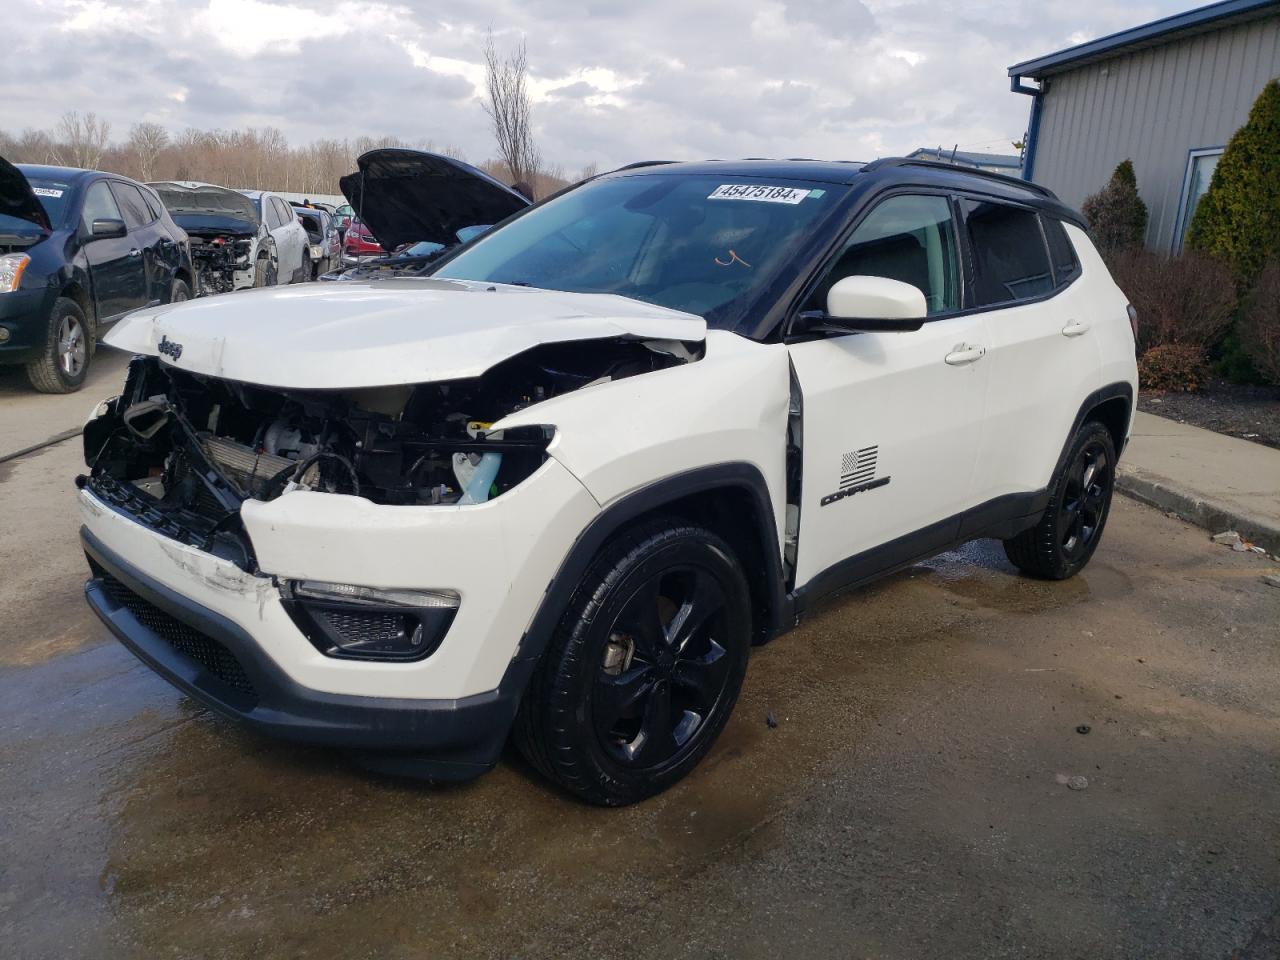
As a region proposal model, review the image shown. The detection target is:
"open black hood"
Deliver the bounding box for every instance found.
[0,155,52,233]
[339,149,529,251]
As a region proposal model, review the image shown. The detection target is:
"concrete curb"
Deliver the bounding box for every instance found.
[1116,464,1280,557]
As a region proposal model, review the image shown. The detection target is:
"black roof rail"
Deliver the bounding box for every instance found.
[862,156,1056,198]
[612,160,678,171]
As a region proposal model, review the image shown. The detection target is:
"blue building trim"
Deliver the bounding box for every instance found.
[1008,0,1279,79]
[1010,77,1044,182]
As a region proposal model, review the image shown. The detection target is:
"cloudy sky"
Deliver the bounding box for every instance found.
[8,0,1198,171]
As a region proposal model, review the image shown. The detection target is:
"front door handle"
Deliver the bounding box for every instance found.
[128,247,141,258]
[945,344,986,366]
[1062,319,1091,337]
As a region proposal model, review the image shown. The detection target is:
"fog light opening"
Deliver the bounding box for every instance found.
[282,580,459,662]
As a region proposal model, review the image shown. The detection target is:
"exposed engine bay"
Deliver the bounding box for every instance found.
[188,232,254,296]
[82,338,695,570]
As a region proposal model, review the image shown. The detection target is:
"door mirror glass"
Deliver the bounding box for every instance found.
[90,217,127,239]
[822,275,927,331]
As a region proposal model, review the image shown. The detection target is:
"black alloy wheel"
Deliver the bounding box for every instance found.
[1059,438,1111,561]
[593,565,734,769]
[515,521,751,805]
[1003,420,1117,580]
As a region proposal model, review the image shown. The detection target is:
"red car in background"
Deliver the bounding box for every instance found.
[342,218,383,264]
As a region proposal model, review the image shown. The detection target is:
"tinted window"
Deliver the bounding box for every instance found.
[274,198,294,226]
[80,181,123,230]
[24,178,74,227]
[1042,217,1080,288]
[111,182,153,228]
[140,186,165,222]
[964,200,1053,305]
[436,174,845,325]
[806,194,960,315]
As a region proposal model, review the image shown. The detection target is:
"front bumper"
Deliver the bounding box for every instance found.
[0,287,52,364]
[78,455,600,778]
[83,525,529,779]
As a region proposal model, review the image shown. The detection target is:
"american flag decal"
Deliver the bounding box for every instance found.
[840,446,878,489]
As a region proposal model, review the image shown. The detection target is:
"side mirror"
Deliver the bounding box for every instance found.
[90,218,127,239]
[804,275,928,333]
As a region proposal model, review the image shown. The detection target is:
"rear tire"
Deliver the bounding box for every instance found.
[25,297,91,394]
[170,278,191,303]
[1004,421,1116,580]
[514,520,751,806]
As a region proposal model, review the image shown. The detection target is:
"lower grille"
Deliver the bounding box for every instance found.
[316,609,409,648]
[99,573,258,704]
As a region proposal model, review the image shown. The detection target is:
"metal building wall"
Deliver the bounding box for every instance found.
[1030,14,1280,251]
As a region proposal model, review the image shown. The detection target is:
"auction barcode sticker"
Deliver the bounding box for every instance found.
[32,187,64,198]
[707,184,810,204]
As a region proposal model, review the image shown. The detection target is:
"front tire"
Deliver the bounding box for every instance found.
[1004,421,1116,580]
[252,252,276,288]
[515,520,751,806]
[25,297,91,394]
[170,278,191,303]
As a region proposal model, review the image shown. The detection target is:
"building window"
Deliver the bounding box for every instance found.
[1174,148,1223,251]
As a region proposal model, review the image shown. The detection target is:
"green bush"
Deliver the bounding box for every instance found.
[1239,260,1280,385]
[1081,159,1149,258]
[1138,343,1211,392]
[1187,80,1280,287]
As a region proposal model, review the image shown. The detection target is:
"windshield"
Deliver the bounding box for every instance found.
[27,178,74,227]
[435,173,846,326]
[399,240,445,257]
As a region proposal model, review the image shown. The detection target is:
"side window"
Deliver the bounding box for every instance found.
[963,200,1054,305]
[275,198,294,227]
[806,194,960,315]
[110,182,153,229]
[141,186,165,222]
[80,181,123,231]
[1042,217,1081,288]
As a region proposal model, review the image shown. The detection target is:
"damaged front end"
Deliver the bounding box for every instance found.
[82,338,691,571]
[188,232,254,295]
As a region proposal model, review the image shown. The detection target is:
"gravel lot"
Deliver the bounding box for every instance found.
[1,427,1278,960]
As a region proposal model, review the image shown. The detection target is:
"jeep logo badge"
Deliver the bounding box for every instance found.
[157,335,183,361]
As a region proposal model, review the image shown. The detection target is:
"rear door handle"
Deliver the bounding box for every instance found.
[1062,319,1091,337]
[945,344,986,366]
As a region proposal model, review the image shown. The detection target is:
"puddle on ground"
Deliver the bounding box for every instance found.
[912,540,1134,614]
[2,531,1146,957]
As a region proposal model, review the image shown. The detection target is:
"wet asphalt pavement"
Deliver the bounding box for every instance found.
[1,435,1279,960]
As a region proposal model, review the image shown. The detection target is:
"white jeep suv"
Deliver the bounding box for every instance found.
[79,158,1138,805]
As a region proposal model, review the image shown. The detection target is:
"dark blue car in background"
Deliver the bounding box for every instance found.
[0,157,193,392]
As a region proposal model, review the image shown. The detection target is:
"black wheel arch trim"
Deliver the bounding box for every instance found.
[515,462,791,670]
[1052,382,1133,482]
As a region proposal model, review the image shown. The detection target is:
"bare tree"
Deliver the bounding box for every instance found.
[127,122,169,182]
[4,113,571,196]
[482,29,540,193]
[54,111,111,169]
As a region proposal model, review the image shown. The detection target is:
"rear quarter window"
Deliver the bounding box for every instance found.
[962,199,1054,306]
[1042,216,1081,288]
